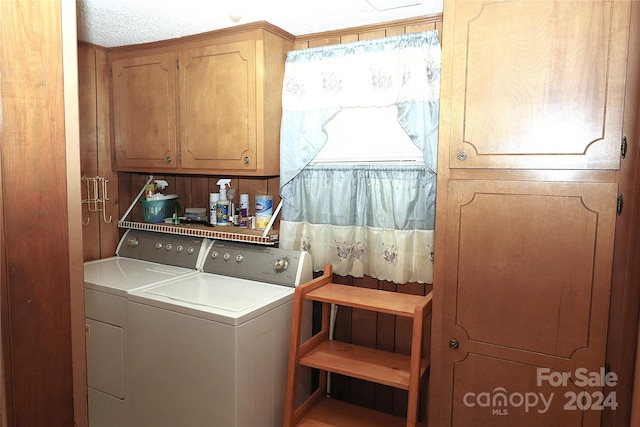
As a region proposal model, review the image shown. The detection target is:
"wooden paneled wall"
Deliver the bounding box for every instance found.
[79,44,120,261]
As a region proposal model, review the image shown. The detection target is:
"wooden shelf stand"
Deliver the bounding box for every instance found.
[284,264,432,427]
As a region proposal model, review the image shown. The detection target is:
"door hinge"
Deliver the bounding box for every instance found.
[617,194,624,216]
[178,151,182,161]
[604,362,611,375]
[621,136,628,159]
[176,58,179,70]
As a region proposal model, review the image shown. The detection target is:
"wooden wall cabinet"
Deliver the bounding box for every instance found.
[111,52,177,170]
[443,0,630,170]
[430,1,640,426]
[110,23,293,176]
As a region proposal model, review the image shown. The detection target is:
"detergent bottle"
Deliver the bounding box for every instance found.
[216,179,231,226]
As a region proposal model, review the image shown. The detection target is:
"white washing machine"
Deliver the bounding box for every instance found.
[84,229,208,427]
[126,239,313,427]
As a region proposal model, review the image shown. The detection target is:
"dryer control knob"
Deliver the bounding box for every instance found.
[274,258,289,272]
[126,237,139,247]
[235,255,244,263]
[223,252,231,261]
[155,242,163,249]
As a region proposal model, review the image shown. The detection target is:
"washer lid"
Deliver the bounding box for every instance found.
[84,258,197,295]
[132,273,293,325]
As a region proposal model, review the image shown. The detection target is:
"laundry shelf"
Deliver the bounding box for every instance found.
[118,175,279,245]
[299,340,429,390]
[293,397,406,427]
[118,220,278,245]
[284,265,432,427]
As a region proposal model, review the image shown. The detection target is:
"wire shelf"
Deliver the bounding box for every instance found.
[118,220,279,245]
[118,175,279,245]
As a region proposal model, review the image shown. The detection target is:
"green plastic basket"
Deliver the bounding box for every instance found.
[141,199,174,223]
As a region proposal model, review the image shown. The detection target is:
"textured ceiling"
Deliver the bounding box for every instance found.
[76,0,444,48]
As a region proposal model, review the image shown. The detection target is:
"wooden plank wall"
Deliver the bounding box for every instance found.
[292,14,442,420]
[79,44,121,261]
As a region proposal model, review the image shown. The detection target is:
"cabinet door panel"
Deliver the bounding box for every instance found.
[179,40,257,171]
[452,354,589,426]
[112,53,177,169]
[443,0,630,169]
[456,190,595,357]
[436,180,617,426]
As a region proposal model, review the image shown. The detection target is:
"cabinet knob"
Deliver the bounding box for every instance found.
[243,156,251,165]
[456,150,467,161]
[165,156,172,163]
[449,338,459,349]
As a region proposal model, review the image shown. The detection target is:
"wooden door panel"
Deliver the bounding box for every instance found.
[179,40,257,170]
[451,353,595,426]
[436,180,617,426]
[112,53,177,169]
[456,191,595,357]
[444,0,630,169]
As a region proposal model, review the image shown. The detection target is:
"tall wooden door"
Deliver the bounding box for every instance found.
[433,180,617,426]
[111,52,178,170]
[430,0,633,424]
[178,39,257,171]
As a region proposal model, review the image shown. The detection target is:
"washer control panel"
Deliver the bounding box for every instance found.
[202,240,312,287]
[116,229,205,269]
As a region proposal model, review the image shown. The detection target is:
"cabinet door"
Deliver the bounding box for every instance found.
[432,180,617,426]
[112,53,178,169]
[178,40,257,171]
[442,0,631,169]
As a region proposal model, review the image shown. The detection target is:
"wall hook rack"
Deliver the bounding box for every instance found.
[82,176,112,224]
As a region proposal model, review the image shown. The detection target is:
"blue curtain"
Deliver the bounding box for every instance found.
[278,31,440,284]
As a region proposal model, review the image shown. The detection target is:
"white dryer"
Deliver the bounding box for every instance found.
[84,229,208,427]
[126,239,313,427]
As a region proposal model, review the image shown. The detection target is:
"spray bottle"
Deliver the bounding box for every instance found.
[216,179,231,226]
[209,193,219,225]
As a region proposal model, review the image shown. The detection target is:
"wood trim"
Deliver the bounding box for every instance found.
[108,21,294,54]
[0,65,7,427]
[63,0,89,424]
[103,15,443,55]
[293,14,443,47]
[78,40,108,52]
[604,2,640,426]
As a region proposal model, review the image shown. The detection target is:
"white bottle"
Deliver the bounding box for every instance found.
[239,194,249,228]
[209,193,219,225]
[216,179,231,226]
